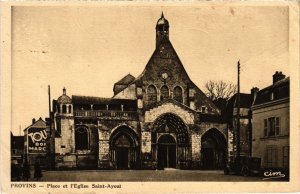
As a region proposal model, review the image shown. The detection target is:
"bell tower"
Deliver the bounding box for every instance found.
[156,12,169,48]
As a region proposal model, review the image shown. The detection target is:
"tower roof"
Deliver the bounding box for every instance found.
[156,12,169,27]
[57,87,72,104]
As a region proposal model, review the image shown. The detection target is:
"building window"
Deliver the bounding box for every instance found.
[173,86,183,103]
[75,127,89,150]
[270,92,274,100]
[264,117,280,137]
[57,105,60,113]
[201,106,206,113]
[147,85,157,103]
[160,85,169,101]
[265,146,278,168]
[68,105,72,113]
[62,105,67,114]
[189,88,195,97]
[283,146,289,168]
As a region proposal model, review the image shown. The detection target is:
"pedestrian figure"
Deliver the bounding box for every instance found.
[11,160,21,181]
[34,160,42,181]
[22,161,30,181]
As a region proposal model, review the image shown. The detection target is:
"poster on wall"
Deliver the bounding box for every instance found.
[27,128,48,153]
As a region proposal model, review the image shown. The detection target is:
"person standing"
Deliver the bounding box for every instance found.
[22,160,30,181]
[34,160,42,181]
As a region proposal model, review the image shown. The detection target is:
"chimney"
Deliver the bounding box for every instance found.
[32,118,36,124]
[251,87,259,101]
[273,71,285,84]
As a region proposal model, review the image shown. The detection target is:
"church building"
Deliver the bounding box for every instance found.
[52,13,227,170]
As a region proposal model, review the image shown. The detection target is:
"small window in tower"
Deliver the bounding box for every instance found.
[270,92,274,100]
[57,105,60,113]
[201,106,206,113]
[62,105,67,113]
[68,105,72,113]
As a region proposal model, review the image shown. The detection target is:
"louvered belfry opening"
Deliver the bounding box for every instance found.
[151,113,189,169]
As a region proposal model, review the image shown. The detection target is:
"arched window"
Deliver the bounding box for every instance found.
[147,85,157,103]
[75,127,89,150]
[57,105,60,113]
[62,105,67,113]
[173,86,183,103]
[160,85,169,101]
[68,105,72,113]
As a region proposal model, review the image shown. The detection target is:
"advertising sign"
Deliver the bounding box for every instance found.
[27,128,48,153]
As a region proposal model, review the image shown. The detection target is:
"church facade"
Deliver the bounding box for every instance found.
[52,13,227,170]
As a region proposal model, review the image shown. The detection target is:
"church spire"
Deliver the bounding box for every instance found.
[156,12,169,48]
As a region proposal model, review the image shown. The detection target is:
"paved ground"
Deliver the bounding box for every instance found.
[32,169,273,182]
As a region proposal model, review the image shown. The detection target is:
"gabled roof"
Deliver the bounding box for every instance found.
[23,117,46,131]
[230,93,253,108]
[254,77,289,105]
[223,93,253,121]
[115,74,135,85]
[113,74,136,95]
[135,36,185,81]
[72,95,136,105]
[114,36,220,114]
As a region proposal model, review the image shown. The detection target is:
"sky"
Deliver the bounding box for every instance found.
[11,5,289,135]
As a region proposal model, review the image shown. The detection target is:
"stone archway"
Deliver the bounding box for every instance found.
[152,113,189,169]
[201,128,226,170]
[110,126,139,169]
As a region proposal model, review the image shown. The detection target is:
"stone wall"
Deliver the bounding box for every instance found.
[145,102,195,124]
[55,117,75,155]
[97,121,139,169]
[113,84,137,99]
[191,131,201,162]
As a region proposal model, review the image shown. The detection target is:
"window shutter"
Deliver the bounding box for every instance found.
[264,119,268,137]
[275,117,280,135]
[274,148,278,167]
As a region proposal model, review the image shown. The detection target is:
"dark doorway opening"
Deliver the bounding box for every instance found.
[116,147,129,169]
[201,129,226,170]
[158,135,176,169]
[110,126,139,170]
[201,148,214,169]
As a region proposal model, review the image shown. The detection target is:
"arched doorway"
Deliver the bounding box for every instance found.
[201,129,226,170]
[110,126,138,169]
[152,113,189,169]
[157,135,176,168]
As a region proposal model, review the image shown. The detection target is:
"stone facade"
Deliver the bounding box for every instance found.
[51,13,228,170]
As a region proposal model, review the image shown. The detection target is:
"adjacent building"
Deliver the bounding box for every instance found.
[23,117,48,167]
[224,92,254,161]
[252,72,289,170]
[11,132,24,164]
